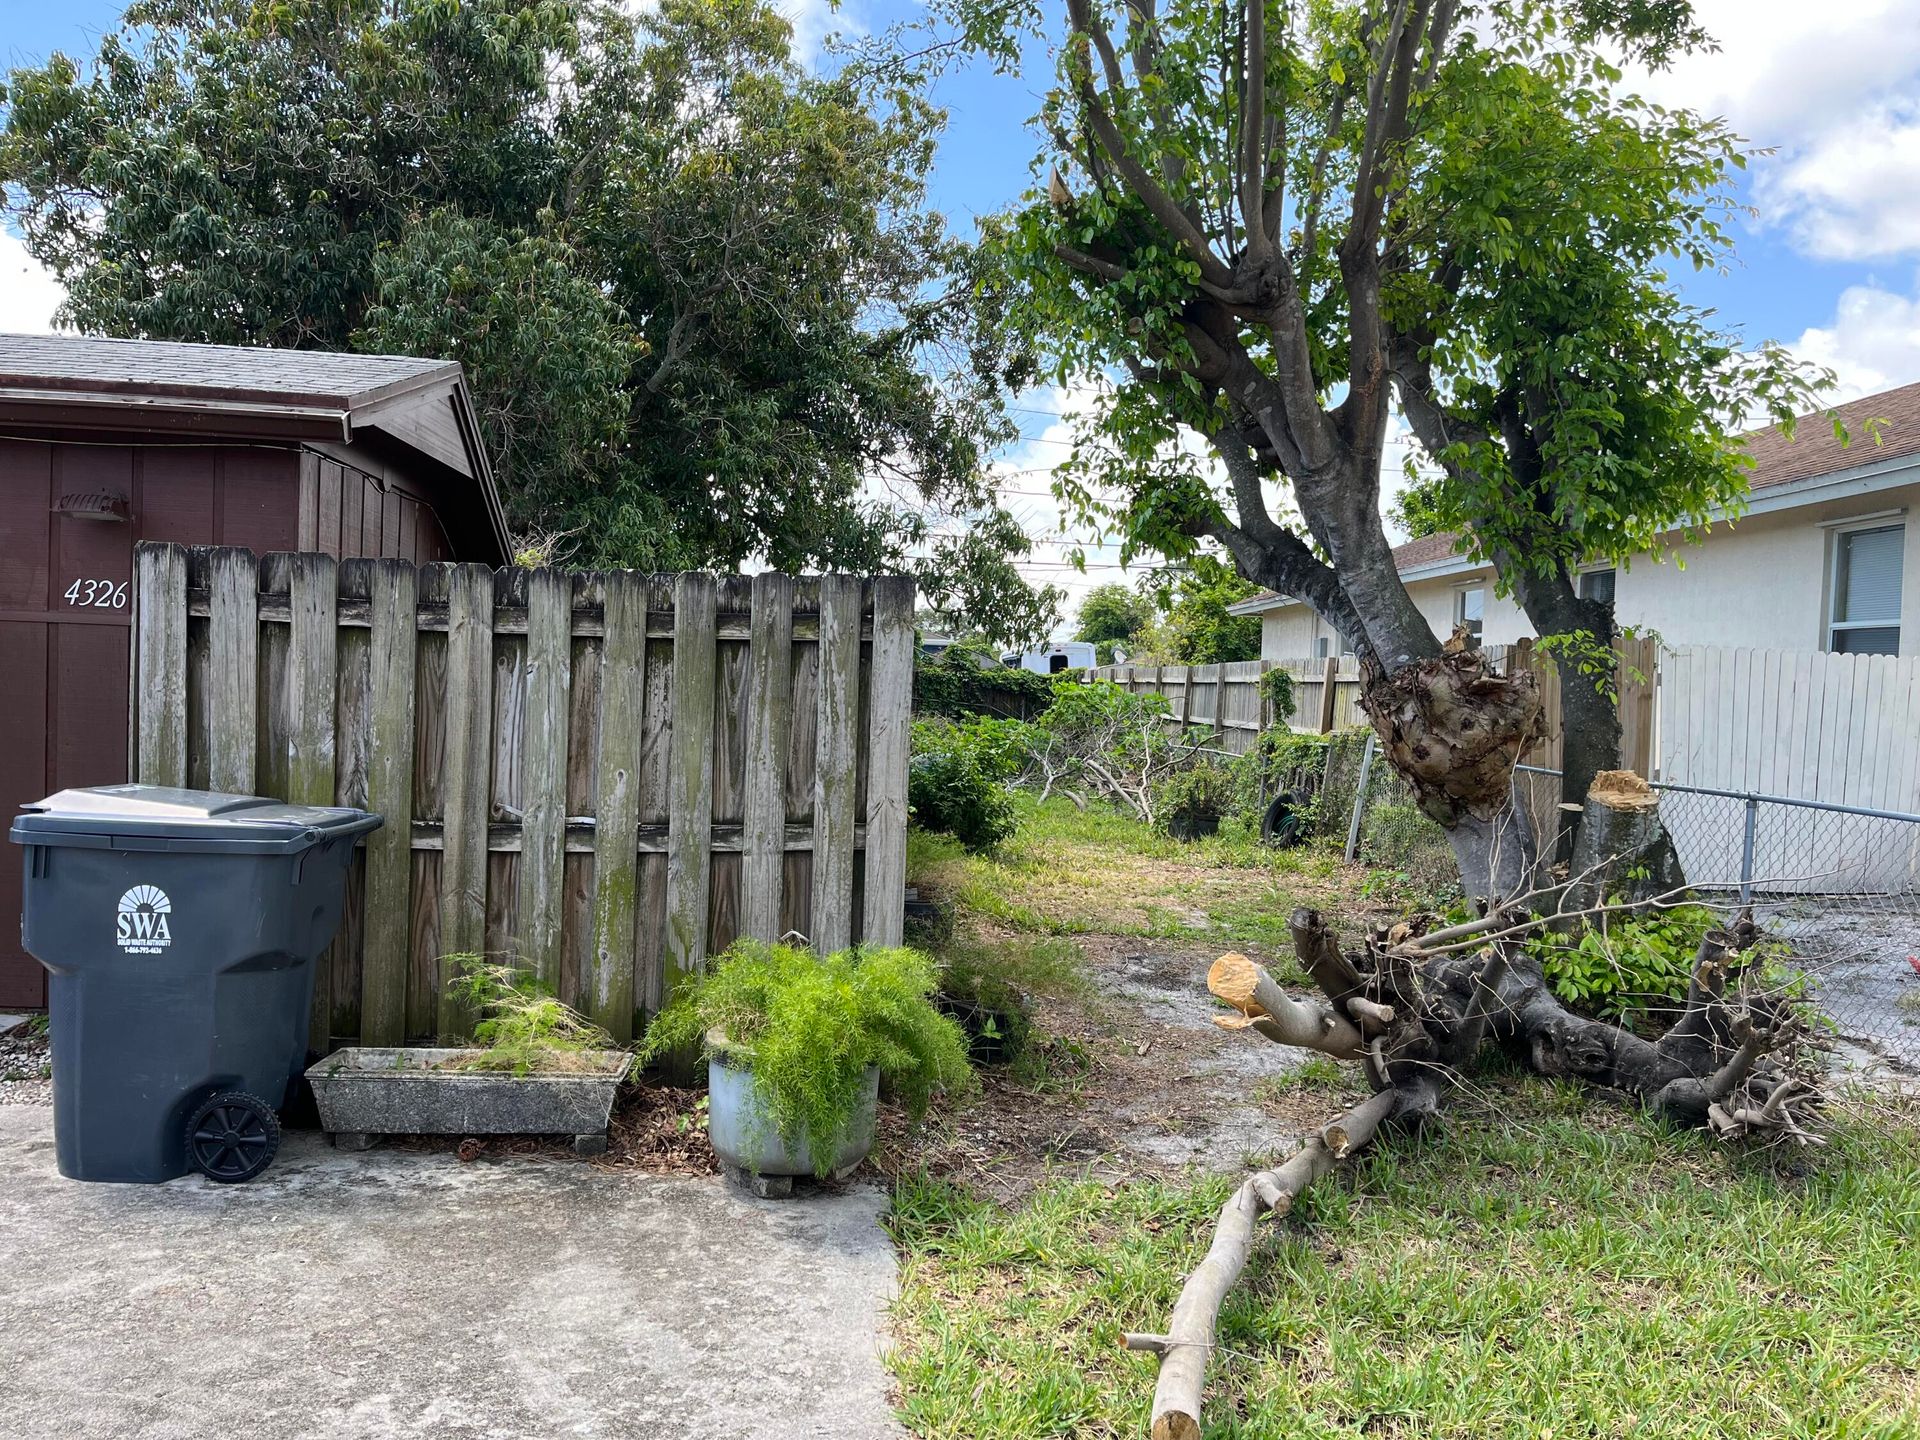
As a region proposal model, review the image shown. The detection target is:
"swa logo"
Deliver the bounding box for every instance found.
[116,885,173,952]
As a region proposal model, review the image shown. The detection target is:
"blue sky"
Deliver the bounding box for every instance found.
[7,0,1920,607]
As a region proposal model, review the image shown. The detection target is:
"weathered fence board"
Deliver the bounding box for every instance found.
[129,543,915,1048]
[811,575,862,954]
[1086,656,1364,752]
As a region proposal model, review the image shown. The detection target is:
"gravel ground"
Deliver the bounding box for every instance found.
[1760,896,1920,1072]
[0,1017,51,1106]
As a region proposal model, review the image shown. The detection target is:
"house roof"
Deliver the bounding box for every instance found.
[1740,378,1920,492]
[0,333,508,562]
[1228,377,1920,615]
[0,333,461,410]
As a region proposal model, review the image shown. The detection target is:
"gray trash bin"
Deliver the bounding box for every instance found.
[10,785,382,1184]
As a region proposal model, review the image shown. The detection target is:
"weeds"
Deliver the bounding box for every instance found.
[1253,1055,1349,1100]
[444,956,619,1076]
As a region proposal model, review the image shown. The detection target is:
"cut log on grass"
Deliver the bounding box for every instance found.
[1146,1088,1399,1440]
[1206,952,1365,1058]
[1141,901,1827,1436]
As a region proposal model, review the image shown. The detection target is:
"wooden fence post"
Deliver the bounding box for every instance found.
[134,542,188,786]
[811,575,862,954]
[588,572,646,1040]
[435,563,494,1039]
[740,572,794,944]
[862,576,915,948]
[1318,655,1338,733]
[286,552,341,1051]
[358,558,414,1047]
[665,572,718,993]
[517,566,571,989]
[205,547,259,794]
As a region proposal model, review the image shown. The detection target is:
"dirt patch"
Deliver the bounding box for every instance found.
[383,1081,719,1176]
[875,928,1368,1200]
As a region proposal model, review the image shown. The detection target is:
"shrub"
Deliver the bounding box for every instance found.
[1153,763,1235,836]
[640,941,973,1172]
[914,637,1053,719]
[936,932,1090,1064]
[908,717,1026,852]
[1027,678,1186,820]
[445,956,620,1076]
[1526,903,1720,1022]
[1227,728,1330,829]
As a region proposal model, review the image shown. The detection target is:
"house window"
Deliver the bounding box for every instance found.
[1314,635,1330,659]
[1454,586,1484,643]
[1578,568,1616,606]
[1828,524,1904,655]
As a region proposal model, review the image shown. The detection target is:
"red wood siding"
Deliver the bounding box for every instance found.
[303,455,453,564]
[0,440,302,1007]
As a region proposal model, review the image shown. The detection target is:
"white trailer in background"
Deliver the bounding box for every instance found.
[1001,641,1098,676]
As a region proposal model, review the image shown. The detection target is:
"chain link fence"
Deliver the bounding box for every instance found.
[1330,751,1920,1074]
[1516,766,1919,1073]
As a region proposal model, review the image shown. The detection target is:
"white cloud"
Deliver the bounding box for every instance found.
[1791,273,1920,399]
[1622,1,1920,262]
[0,233,66,334]
[780,0,861,69]
[1625,1,1920,144]
[1759,104,1920,261]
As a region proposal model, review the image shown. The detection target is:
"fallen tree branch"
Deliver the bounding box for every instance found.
[1146,1089,1399,1440]
[1207,952,1366,1057]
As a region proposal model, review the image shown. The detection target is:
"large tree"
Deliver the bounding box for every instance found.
[1,0,1058,644]
[966,0,1819,891]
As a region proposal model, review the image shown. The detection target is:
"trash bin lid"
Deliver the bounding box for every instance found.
[10,785,383,855]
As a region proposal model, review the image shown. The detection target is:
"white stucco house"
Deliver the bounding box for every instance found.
[1228,380,1920,661]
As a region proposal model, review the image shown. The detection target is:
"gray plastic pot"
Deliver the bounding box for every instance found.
[707,1045,878,1194]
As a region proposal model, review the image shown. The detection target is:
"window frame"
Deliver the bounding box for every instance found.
[1453,583,1486,642]
[1825,519,1904,655]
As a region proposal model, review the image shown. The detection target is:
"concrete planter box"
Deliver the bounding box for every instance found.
[708,1050,878,1198]
[307,1047,629,1156]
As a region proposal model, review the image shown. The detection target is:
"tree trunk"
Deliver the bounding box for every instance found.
[1562,772,1685,914]
[1502,561,1620,856]
[1357,643,1547,899]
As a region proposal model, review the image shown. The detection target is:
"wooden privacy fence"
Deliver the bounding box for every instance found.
[1090,638,1658,772]
[1087,658,1365,752]
[130,543,915,1050]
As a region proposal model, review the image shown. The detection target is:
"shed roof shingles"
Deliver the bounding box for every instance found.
[0,333,459,409]
[1234,378,1920,609]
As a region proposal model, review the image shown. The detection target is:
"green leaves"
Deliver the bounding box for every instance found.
[3,0,1048,632]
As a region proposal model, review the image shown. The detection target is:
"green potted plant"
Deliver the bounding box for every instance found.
[1156,763,1234,840]
[307,957,630,1155]
[641,941,972,1197]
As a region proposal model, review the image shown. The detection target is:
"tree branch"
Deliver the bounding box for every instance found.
[1237,0,1271,257]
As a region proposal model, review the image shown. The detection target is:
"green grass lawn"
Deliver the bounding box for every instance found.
[907,794,1385,958]
[889,1081,1920,1440]
[895,797,1920,1439]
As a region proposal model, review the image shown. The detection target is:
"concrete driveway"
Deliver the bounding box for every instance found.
[0,1107,904,1440]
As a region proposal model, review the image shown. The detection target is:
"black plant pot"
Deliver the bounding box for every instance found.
[1166,812,1222,842]
[936,993,1025,1067]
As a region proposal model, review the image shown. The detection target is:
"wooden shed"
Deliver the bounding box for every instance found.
[0,334,509,1009]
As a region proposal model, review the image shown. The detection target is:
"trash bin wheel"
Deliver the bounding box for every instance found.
[186,1091,281,1184]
